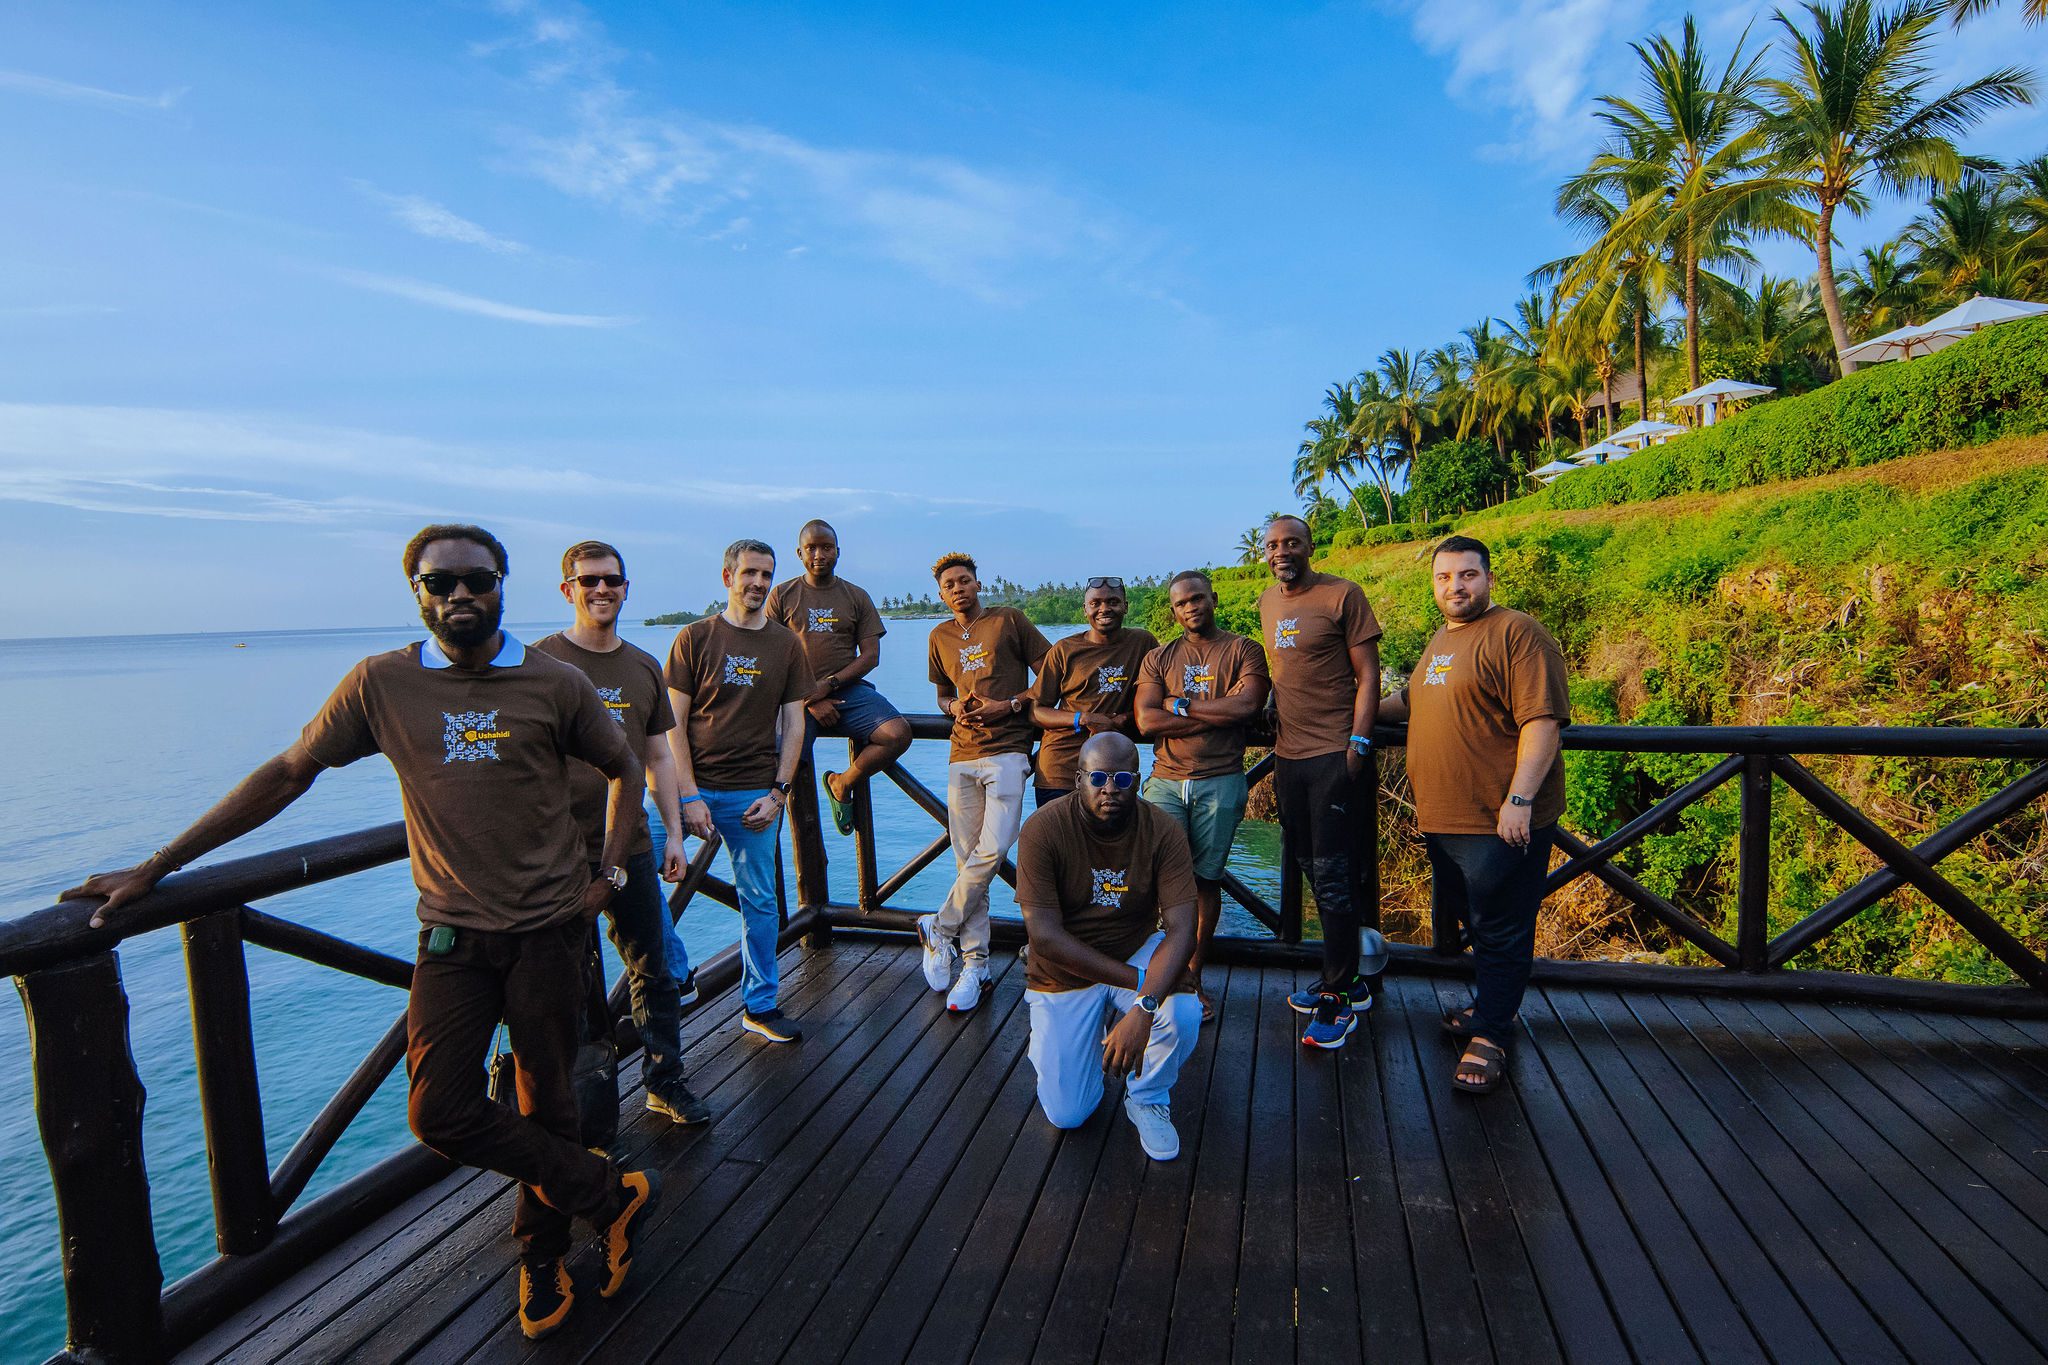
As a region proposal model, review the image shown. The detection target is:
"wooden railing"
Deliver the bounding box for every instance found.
[9,716,2048,1362]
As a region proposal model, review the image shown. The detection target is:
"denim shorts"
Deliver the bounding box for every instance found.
[1141,771,1250,881]
[803,678,904,749]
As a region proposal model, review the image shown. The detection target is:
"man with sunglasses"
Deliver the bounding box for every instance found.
[1134,569,1270,1022]
[534,540,710,1127]
[766,519,913,836]
[1258,514,1384,1050]
[923,551,1051,1013]
[1028,577,1157,807]
[1014,732,1202,1161]
[665,538,814,1044]
[65,525,663,1341]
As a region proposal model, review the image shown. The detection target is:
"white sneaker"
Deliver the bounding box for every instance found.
[1124,1094,1179,1161]
[945,965,986,1012]
[917,913,957,992]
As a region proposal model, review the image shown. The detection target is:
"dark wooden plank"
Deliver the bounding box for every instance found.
[1669,994,2035,1364]
[1372,977,1492,1365]
[1162,953,1259,1363]
[716,961,1035,1365]
[1871,1010,2048,1150]
[281,942,892,1365]
[1426,980,1633,1365]
[1543,988,1838,1363]
[1095,961,1227,1365]
[1576,991,1902,1365]
[1388,977,1560,1365]
[406,944,934,1364]
[1292,969,1361,1364]
[1334,978,1428,1362]
[1517,991,1765,1365]
[1231,966,1298,1364]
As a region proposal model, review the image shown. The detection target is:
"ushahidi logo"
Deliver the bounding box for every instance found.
[958,643,989,673]
[1090,868,1128,908]
[1181,664,1215,697]
[1423,653,1455,686]
[597,686,629,724]
[1094,665,1128,695]
[724,655,762,686]
[443,710,509,763]
[806,607,839,633]
[1274,618,1300,649]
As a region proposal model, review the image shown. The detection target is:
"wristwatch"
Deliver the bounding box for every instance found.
[1507,794,1533,808]
[1349,734,1372,755]
[1170,697,1189,717]
[773,780,794,797]
[603,864,629,890]
[1135,993,1161,1015]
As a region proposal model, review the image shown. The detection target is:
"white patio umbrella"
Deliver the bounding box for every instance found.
[1572,440,1632,463]
[1839,320,1950,365]
[1606,418,1686,447]
[1841,296,2048,366]
[1668,377,1774,426]
[1532,458,1582,482]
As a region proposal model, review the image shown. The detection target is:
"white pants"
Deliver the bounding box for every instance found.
[938,752,1029,967]
[1026,932,1203,1128]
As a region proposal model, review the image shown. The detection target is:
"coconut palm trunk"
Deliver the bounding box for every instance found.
[1685,218,1702,389]
[1814,200,1856,373]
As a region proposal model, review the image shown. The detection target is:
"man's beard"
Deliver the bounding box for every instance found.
[422,596,503,649]
[1272,560,1301,583]
[1081,801,1135,840]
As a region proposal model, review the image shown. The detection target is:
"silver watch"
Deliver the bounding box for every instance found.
[603,864,629,890]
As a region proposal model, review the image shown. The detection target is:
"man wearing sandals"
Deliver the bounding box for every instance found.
[1379,535,1568,1095]
[766,519,913,836]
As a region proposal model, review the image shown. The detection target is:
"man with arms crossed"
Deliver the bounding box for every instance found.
[1029,576,1157,806]
[665,538,813,1044]
[65,525,661,1341]
[1379,536,1568,1095]
[766,519,913,835]
[1259,514,1383,1049]
[535,540,710,1126]
[921,551,1051,1012]
[1134,569,1270,1022]
[1016,732,1204,1160]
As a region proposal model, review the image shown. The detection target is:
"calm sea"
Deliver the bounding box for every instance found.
[0,621,1281,1359]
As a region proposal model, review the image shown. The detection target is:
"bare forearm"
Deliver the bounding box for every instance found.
[1190,692,1262,725]
[1141,909,1197,999]
[163,751,321,866]
[1349,643,1381,738]
[1025,918,1141,990]
[599,769,644,869]
[647,744,684,838]
[1137,705,1204,737]
[775,702,805,783]
[830,640,882,689]
[1510,720,1562,799]
[1379,690,1410,724]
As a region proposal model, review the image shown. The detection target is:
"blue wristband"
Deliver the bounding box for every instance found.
[1072,711,1083,731]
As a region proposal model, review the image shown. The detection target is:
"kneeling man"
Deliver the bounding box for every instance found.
[1015,732,1203,1161]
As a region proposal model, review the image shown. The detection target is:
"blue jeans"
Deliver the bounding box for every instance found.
[1424,825,1557,1043]
[702,787,783,1015]
[647,807,693,985]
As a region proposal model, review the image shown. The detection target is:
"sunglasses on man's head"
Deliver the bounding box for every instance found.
[567,574,627,589]
[1085,577,1124,590]
[1085,770,1138,790]
[412,570,503,597]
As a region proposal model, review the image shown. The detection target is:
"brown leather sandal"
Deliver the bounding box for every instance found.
[1441,1007,1477,1037]
[1452,1039,1507,1094]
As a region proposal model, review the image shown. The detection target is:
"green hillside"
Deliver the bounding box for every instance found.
[1203,435,2048,983]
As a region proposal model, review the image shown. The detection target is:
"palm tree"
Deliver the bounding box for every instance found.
[1541,142,1677,421]
[1836,241,1931,332]
[1235,527,1264,566]
[1941,0,2047,25]
[1372,348,1433,470]
[1901,173,2024,301]
[1572,16,1798,389]
[1759,0,2036,371]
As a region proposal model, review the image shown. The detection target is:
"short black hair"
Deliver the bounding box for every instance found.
[1263,514,1312,540]
[404,524,508,578]
[797,519,836,543]
[1169,569,1213,592]
[1433,535,1492,570]
[561,539,625,579]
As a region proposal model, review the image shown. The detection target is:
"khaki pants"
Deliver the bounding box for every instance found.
[937,751,1030,968]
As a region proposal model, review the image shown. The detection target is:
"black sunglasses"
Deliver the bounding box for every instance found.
[1085,577,1124,590]
[1085,770,1138,790]
[412,570,503,597]
[567,573,627,589]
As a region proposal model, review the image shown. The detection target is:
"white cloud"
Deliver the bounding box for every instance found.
[328,268,628,326]
[352,183,528,253]
[0,69,185,112]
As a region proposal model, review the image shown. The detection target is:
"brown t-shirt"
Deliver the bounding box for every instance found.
[1013,796,1198,992]
[1139,630,1270,781]
[1257,572,1384,760]
[531,633,675,863]
[299,636,630,933]
[1402,605,1571,834]
[1030,628,1159,788]
[927,606,1052,761]
[766,576,885,683]
[664,614,813,790]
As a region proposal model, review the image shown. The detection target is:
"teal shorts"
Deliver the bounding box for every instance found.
[1141,772,1249,881]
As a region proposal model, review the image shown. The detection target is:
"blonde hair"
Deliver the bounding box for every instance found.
[931,551,977,582]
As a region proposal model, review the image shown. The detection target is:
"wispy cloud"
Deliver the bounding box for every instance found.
[0,69,186,112]
[480,5,1128,301]
[328,268,628,326]
[352,182,529,253]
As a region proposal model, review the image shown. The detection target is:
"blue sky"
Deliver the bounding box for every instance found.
[1,0,2042,637]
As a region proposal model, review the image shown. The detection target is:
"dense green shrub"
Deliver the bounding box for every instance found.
[1545,317,2048,510]
[1332,519,1453,549]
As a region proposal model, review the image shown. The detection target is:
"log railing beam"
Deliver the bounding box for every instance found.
[183,909,277,1255]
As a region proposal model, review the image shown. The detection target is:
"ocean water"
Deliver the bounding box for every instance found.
[0,620,1282,1359]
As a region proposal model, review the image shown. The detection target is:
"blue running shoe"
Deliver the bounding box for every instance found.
[1288,975,1373,1015]
[1301,994,1357,1049]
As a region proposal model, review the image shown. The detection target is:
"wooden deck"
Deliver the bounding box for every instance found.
[175,935,2048,1365]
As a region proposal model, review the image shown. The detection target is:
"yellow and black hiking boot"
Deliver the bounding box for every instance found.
[597,1168,662,1297]
[517,1255,574,1340]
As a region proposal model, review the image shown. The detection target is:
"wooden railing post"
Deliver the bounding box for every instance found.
[787,748,830,913]
[183,908,277,1254]
[1356,748,1380,932]
[16,952,165,1363]
[1737,753,1772,973]
[1278,819,1303,944]
[853,740,881,915]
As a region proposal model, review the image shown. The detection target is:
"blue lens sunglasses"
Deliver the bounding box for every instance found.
[1085,770,1138,790]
